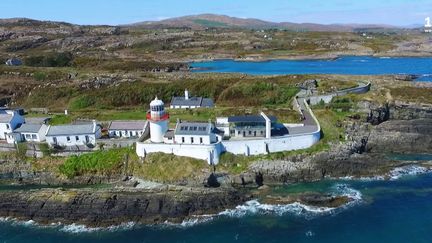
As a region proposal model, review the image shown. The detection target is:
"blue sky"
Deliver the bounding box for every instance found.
[1,0,431,26]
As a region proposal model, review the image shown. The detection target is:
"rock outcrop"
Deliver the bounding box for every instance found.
[0,187,249,227]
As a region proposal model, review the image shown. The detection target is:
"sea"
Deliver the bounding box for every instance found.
[1,154,432,243]
[191,56,432,81]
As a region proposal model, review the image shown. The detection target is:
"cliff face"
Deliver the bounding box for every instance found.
[0,187,248,227]
[367,119,432,153]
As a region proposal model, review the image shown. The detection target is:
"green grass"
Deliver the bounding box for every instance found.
[130,153,208,183]
[59,147,133,178]
[317,79,358,94]
[49,114,73,125]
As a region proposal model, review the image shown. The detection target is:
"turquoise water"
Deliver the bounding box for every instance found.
[191,56,432,80]
[1,162,432,242]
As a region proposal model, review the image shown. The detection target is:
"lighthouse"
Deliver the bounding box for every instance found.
[147,97,169,143]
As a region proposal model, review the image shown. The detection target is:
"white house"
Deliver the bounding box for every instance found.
[45,122,102,147]
[173,121,222,145]
[14,123,49,142]
[0,108,25,141]
[108,120,147,138]
[170,89,214,109]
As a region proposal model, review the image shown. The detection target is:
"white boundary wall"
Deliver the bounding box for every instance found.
[136,142,223,165]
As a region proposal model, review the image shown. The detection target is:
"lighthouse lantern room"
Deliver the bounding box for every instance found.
[147,97,169,143]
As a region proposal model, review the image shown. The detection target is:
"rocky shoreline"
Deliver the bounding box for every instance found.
[0,101,431,226]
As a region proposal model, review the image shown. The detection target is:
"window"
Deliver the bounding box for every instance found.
[6,124,10,130]
[200,137,203,144]
[67,136,71,142]
[191,137,194,143]
[25,134,31,139]
[76,136,79,141]
[181,137,185,143]
[249,131,252,135]
[31,134,37,139]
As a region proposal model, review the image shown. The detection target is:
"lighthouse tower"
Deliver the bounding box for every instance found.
[147,97,169,143]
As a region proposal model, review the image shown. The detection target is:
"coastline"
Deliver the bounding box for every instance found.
[187,53,432,63]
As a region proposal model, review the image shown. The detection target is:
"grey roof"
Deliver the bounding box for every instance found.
[175,122,212,136]
[170,96,214,107]
[14,124,43,133]
[164,130,175,139]
[108,121,147,130]
[0,114,13,123]
[228,115,277,123]
[46,123,96,136]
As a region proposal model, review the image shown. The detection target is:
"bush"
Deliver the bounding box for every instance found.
[24,52,73,67]
[33,72,47,81]
[69,95,96,110]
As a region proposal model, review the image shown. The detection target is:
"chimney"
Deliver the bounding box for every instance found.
[260,112,271,139]
[185,89,189,100]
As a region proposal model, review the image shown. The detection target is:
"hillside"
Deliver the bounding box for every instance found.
[131,14,401,32]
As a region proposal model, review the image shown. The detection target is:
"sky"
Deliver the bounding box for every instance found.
[0,0,431,26]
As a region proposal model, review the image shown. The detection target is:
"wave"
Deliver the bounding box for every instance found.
[388,165,431,180]
[60,222,136,233]
[218,200,336,219]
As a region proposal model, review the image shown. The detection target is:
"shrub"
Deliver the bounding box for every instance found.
[24,52,73,67]
[69,95,96,110]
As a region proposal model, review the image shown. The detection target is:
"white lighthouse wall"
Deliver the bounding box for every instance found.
[150,120,168,143]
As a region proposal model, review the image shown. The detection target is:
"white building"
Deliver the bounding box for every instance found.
[425,17,432,33]
[14,123,48,142]
[136,97,322,165]
[173,121,222,145]
[170,89,214,109]
[45,122,101,147]
[0,108,25,141]
[108,120,147,138]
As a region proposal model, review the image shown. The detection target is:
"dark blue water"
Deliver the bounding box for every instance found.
[192,56,432,80]
[1,160,432,242]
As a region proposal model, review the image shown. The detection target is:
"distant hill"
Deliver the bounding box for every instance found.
[129,14,402,32]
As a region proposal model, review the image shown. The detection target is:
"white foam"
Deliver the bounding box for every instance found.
[218,200,335,218]
[305,230,315,237]
[332,184,362,202]
[59,222,136,234]
[388,165,431,180]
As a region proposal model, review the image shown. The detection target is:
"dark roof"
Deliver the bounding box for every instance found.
[108,121,147,130]
[170,96,214,107]
[14,124,43,133]
[163,130,175,139]
[174,122,212,136]
[228,115,277,123]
